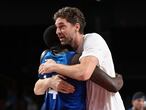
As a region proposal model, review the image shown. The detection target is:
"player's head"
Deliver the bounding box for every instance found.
[53,6,86,34]
[43,25,60,49]
[43,25,73,51]
[131,91,145,110]
[53,7,86,47]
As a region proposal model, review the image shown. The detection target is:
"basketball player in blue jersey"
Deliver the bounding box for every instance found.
[34,25,123,110]
[40,49,86,110]
[35,25,86,110]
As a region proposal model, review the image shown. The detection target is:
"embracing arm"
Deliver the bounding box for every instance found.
[39,55,98,80]
[34,75,75,95]
[34,78,51,95]
[71,53,123,92]
[39,54,123,92]
[90,67,123,92]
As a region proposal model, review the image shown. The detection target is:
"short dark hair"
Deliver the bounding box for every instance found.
[53,6,86,34]
[132,91,146,100]
[43,25,60,49]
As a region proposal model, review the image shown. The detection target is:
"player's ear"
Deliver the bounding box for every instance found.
[75,23,80,32]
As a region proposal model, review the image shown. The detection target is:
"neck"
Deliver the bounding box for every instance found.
[75,34,84,53]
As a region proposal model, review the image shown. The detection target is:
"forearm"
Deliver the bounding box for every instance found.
[52,56,97,80]
[53,63,87,80]
[90,67,123,92]
[70,53,123,92]
[34,78,51,95]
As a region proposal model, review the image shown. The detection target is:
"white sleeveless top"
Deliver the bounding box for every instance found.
[79,33,125,110]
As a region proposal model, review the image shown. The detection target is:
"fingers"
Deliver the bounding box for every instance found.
[50,75,75,94]
[38,64,48,74]
[115,73,122,78]
[38,63,50,74]
[38,59,56,74]
[117,74,123,79]
[58,75,67,80]
[58,80,75,93]
[38,64,44,73]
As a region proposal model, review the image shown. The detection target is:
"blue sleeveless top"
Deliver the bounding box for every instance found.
[39,50,86,110]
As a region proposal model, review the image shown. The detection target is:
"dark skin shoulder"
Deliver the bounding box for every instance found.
[71,53,123,93]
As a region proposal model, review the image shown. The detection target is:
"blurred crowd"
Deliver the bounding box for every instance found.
[0,74,146,110]
[0,75,40,110]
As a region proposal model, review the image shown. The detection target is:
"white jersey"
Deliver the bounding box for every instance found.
[79,33,125,110]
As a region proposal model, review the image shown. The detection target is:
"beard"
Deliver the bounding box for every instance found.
[60,37,71,46]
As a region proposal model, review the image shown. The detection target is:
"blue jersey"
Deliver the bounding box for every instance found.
[39,50,86,110]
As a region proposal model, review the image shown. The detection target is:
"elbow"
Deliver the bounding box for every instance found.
[34,87,39,95]
[77,71,91,81]
[33,81,45,95]
[34,87,45,95]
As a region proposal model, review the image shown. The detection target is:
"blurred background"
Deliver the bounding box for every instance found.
[0,0,146,109]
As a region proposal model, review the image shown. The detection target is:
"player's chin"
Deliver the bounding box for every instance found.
[60,41,67,45]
